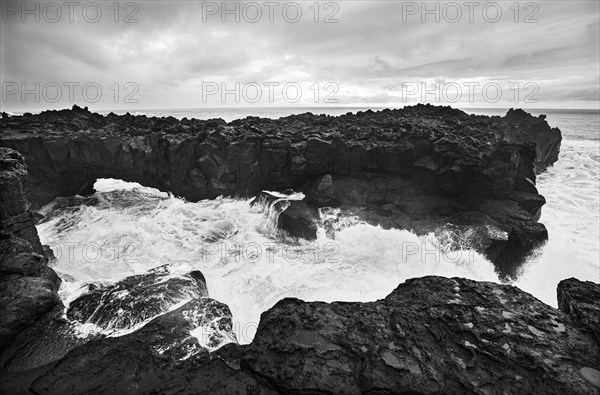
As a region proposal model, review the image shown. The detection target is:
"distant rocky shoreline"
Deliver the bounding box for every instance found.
[1,106,599,394]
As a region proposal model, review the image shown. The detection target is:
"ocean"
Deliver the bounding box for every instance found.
[35,107,600,344]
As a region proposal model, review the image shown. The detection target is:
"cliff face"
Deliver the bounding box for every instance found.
[0,105,561,279]
[3,276,597,395]
[0,105,560,207]
[0,148,60,351]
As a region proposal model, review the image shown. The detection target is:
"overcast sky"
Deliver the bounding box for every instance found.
[1,0,599,112]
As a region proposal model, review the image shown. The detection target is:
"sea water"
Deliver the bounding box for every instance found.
[36,107,599,344]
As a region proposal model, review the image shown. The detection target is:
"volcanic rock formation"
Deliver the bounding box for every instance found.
[0,104,562,278]
[1,131,599,395]
[2,276,598,394]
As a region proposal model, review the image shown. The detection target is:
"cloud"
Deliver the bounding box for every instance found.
[1,0,598,111]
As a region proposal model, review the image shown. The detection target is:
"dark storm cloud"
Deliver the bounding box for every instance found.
[1,0,598,111]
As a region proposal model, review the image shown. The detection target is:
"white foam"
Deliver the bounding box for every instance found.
[515,139,600,306]
[38,181,500,344]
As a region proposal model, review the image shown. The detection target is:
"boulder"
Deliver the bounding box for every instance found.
[277,201,320,240]
[67,265,208,333]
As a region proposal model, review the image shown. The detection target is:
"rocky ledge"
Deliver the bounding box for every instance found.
[0,104,561,278]
[1,272,599,394]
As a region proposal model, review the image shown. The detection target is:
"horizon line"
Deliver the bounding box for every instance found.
[4,104,600,115]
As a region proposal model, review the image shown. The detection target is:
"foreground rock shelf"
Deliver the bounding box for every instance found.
[0,104,562,277]
[2,274,599,394]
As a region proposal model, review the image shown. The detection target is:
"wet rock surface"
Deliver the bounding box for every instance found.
[0,266,235,372]
[67,264,209,333]
[2,276,598,395]
[249,190,319,239]
[0,105,561,277]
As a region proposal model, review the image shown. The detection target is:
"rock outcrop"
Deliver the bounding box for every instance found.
[0,148,60,352]
[501,109,562,173]
[276,200,320,240]
[66,264,209,334]
[0,105,562,279]
[249,190,319,240]
[2,276,598,394]
[242,276,599,394]
[0,264,236,377]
